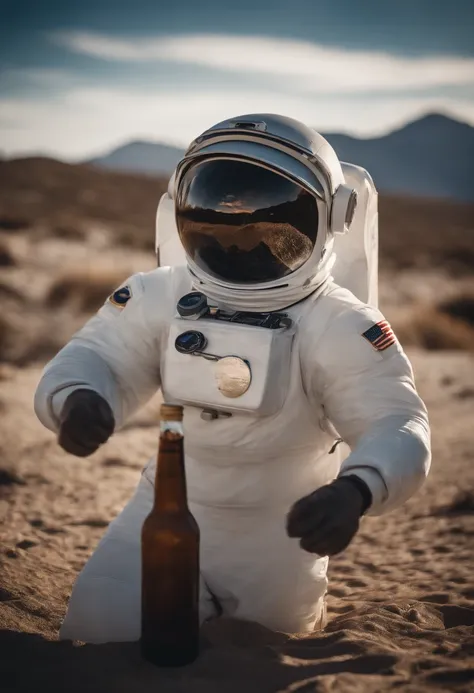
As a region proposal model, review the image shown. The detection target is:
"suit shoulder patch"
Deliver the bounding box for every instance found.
[108,284,132,309]
[362,319,396,352]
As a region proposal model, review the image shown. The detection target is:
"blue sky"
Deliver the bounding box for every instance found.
[1,0,473,160]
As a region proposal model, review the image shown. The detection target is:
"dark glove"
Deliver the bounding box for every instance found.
[286,475,372,556]
[58,389,115,457]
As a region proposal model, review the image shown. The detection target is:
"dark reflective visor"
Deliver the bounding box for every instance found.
[175,159,319,284]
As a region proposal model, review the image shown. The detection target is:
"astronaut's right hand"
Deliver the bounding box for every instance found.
[58,389,115,457]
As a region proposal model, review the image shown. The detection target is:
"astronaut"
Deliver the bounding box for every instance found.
[34,114,431,644]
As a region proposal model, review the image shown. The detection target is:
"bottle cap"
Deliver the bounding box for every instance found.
[160,403,184,421]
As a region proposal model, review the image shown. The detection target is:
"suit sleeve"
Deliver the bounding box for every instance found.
[307,304,431,515]
[34,270,166,433]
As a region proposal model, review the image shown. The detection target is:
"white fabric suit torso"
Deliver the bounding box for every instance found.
[34,265,431,642]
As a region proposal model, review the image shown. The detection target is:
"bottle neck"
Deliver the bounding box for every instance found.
[154,420,188,513]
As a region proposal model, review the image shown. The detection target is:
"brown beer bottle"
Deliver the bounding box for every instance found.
[141,404,200,666]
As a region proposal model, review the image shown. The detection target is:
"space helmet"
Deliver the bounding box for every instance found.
[169,113,358,311]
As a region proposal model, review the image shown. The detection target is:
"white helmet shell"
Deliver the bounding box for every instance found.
[165,114,358,311]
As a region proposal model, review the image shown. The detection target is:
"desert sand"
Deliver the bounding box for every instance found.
[1,158,473,692]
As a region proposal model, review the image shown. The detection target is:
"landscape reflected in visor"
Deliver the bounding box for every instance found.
[176,159,319,283]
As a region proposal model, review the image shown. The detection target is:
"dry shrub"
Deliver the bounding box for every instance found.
[0,314,8,355]
[0,466,26,487]
[46,268,129,313]
[439,293,474,327]
[379,196,474,274]
[0,240,15,267]
[0,314,68,366]
[433,490,474,517]
[0,313,20,363]
[0,280,23,300]
[14,332,66,367]
[393,308,474,351]
[51,224,87,241]
[0,216,30,232]
[116,225,155,251]
[0,158,165,251]
[0,306,81,366]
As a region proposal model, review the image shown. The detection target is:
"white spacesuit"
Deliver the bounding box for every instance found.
[34,114,431,643]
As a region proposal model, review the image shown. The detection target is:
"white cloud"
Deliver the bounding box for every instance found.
[1,67,78,86]
[3,31,468,160]
[2,82,474,160]
[51,32,474,92]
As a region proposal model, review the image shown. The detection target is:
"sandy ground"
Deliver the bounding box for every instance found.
[1,347,473,693]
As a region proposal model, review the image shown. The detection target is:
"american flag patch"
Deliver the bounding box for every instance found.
[362,320,396,351]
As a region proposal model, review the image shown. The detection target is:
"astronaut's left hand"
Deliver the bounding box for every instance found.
[286,476,372,556]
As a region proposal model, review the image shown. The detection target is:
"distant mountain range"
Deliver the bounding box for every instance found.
[88,113,474,201]
[89,141,183,177]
